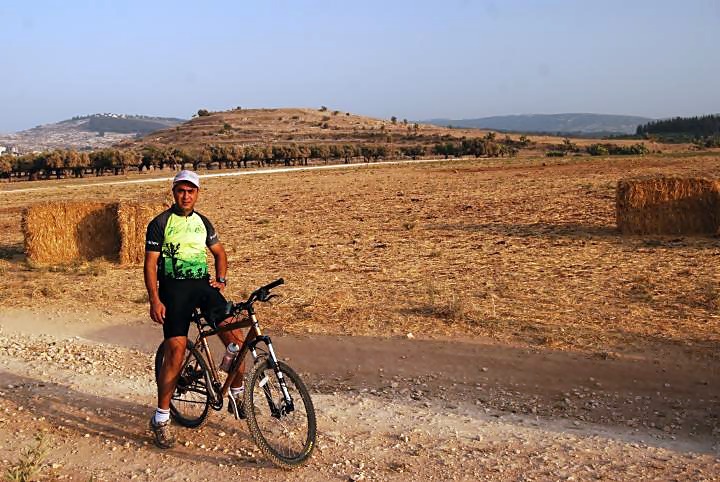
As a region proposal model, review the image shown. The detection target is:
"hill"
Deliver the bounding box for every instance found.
[115,108,675,169]
[0,114,185,152]
[129,107,476,151]
[423,113,653,136]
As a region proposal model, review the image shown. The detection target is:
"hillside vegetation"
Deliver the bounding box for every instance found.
[0,108,678,182]
[129,107,476,149]
[637,114,720,147]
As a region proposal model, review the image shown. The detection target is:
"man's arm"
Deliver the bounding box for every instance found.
[144,250,165,324]
[208,242,228,291]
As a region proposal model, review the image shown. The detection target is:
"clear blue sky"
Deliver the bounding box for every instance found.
[1,0,718,132]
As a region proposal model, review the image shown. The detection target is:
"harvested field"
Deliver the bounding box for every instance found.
[1,153,719,480]
[1,154,720,358]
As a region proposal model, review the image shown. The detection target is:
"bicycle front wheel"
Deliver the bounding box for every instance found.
[244,360,316,469]
[154,340,212,428]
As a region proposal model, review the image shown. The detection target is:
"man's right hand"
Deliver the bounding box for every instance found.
[150,298,166,324]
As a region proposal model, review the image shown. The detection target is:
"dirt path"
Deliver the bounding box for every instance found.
[0,310,717,480]
[0,158,460,195]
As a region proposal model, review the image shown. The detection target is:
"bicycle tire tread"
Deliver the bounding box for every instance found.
[244,360,317,469]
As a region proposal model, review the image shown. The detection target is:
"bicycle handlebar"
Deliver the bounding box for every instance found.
[231,278,284,314]
[262,278,285,292]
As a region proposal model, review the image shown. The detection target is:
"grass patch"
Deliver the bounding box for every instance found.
[4,433,49,482]
[414,282,475,322]
[132,292,150,304]
[626,276,654,303]
[27,260,111,277]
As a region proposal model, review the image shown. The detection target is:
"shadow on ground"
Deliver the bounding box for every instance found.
[0,243,24,261]
[0,371,273,469]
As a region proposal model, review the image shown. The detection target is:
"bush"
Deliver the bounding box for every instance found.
[546,150,566,157]
[197,109,210,117]
[586,142,649,156]
[586,144,609,156]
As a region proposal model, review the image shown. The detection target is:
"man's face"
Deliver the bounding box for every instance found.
[172,182,199,213]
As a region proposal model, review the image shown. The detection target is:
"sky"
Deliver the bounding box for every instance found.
[1,0,719,132]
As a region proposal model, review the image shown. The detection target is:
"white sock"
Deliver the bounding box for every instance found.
[154,408,170,424]
[230,385,244,397]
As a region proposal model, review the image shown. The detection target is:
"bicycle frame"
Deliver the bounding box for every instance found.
[189,303,295,412]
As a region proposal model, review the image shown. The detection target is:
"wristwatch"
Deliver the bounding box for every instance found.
[216,277,227,285]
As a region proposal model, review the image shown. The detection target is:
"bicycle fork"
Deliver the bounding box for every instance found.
[251,335,296,417]
[244,312,294,417]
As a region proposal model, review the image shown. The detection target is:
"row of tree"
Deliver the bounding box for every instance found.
[0,149,140,180]
[636,114,720,137]
[544,140,649,157]
[430,134,526,159]
[3,141,503,180]
[586,143,650,156]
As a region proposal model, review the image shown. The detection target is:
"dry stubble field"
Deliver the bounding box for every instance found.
[1,154,720,357]
[1,154,720,480]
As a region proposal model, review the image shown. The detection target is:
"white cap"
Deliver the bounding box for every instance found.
[173,170,200,188]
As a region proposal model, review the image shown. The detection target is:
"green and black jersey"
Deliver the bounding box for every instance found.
[145,205,219,281]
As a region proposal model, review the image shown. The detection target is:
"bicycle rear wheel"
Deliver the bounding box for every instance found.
[244,359,316,469]
[154,340,212,428]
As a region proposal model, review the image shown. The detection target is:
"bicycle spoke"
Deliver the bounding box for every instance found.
[245,360,316,467]
[155,340,212,428]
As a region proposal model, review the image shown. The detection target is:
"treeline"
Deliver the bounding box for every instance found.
[586,143,649,156]
[636,114,720,137]
[0,149,140,180]
[431,133,528,158]
[1,142,479,181]
[545,139,649,157]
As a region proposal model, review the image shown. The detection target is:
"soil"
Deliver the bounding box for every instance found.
[0,308,718,481]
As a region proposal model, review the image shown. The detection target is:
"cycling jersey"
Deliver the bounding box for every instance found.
[145,205,219,281]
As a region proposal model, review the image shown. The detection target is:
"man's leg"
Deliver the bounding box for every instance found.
[217,318,246,388]
[157,336,188,409]
[217,318,248,419]
[150,335,186,448]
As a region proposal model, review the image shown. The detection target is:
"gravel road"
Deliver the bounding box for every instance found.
[0,311,718,481]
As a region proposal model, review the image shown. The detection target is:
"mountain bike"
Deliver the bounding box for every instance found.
[153,278,316,469]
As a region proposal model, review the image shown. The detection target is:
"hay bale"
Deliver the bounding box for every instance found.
[23,201,168,265]
[616,177,720,235]
[117,203,167,265]
[23,202,120,264]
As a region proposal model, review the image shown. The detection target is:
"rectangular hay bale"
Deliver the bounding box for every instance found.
[22,202,120,264]
[117,202,167,265]
[616,177,720,235]
[23,201,169,265]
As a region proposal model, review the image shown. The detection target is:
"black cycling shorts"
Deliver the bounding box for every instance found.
[159,279,227,339]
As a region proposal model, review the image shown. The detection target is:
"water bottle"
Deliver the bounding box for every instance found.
[219,343,239,372]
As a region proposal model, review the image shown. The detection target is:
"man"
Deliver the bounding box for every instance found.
[144,170,245,449]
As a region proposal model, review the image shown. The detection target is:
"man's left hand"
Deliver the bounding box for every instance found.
[210,278,226,291]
